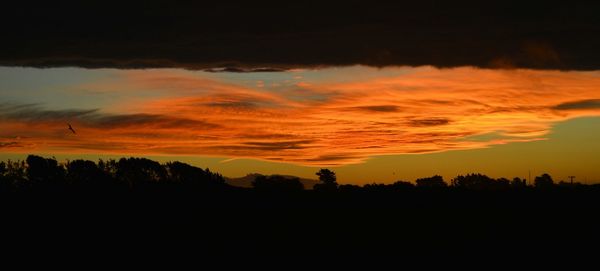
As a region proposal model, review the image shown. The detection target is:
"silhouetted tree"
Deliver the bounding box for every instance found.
[166,161,226,190]
[534,173,554,189]
[26,155,66,189]
[98,159,118,179]
[451,173,510,190]
[511,177,527,188]
[203,168,226,188]
[0,161,8,192]
[451,173,491,189]
[3,160,26,190]
[314,168,338,192]
[252,175,304,192]
[116,157,167,189]
[66,159,114,191]
[495,177,511,190]
[416,175,447,188]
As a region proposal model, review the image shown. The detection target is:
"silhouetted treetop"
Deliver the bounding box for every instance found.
[116,157,167,188]
[416,175,447,188]
[535,173,554,189]
[511,177,527,188]
[450,173,510,190]
[26,155,66,187]
[0,155,229,193]
[314,168,338,192]
[166,161,226,189]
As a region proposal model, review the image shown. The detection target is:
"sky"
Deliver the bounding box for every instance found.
[1,66,599,184]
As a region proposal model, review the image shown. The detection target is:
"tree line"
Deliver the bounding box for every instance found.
[1,155,594,194]
[0,155,227,193]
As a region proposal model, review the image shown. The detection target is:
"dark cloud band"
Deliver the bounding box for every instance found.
[1,1,599,70]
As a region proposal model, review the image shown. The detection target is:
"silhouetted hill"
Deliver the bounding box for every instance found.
[225,173,319,189]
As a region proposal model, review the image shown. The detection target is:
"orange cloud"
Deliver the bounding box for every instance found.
[2,67,599,165]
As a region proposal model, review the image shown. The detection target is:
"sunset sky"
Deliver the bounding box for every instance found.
[1,66,599,184]
[1,2,600,184]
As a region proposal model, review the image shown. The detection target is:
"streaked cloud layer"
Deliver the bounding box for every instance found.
[1,66,599,165]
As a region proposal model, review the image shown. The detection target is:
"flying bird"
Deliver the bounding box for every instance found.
[67,123,76,134]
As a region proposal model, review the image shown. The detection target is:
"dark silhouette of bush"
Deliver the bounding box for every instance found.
[252,175,304,192]
[415,175,447,188]
[314,168,338,192]
[534,173,554,189]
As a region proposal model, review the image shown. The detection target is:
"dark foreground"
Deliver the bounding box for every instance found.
[3,188,600,265]
[2,156,598,265]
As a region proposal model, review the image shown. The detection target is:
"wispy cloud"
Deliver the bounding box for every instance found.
[345,105,401,113]
[0,141,23,148]
[409,118,451,127]
[2,67,599,165]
